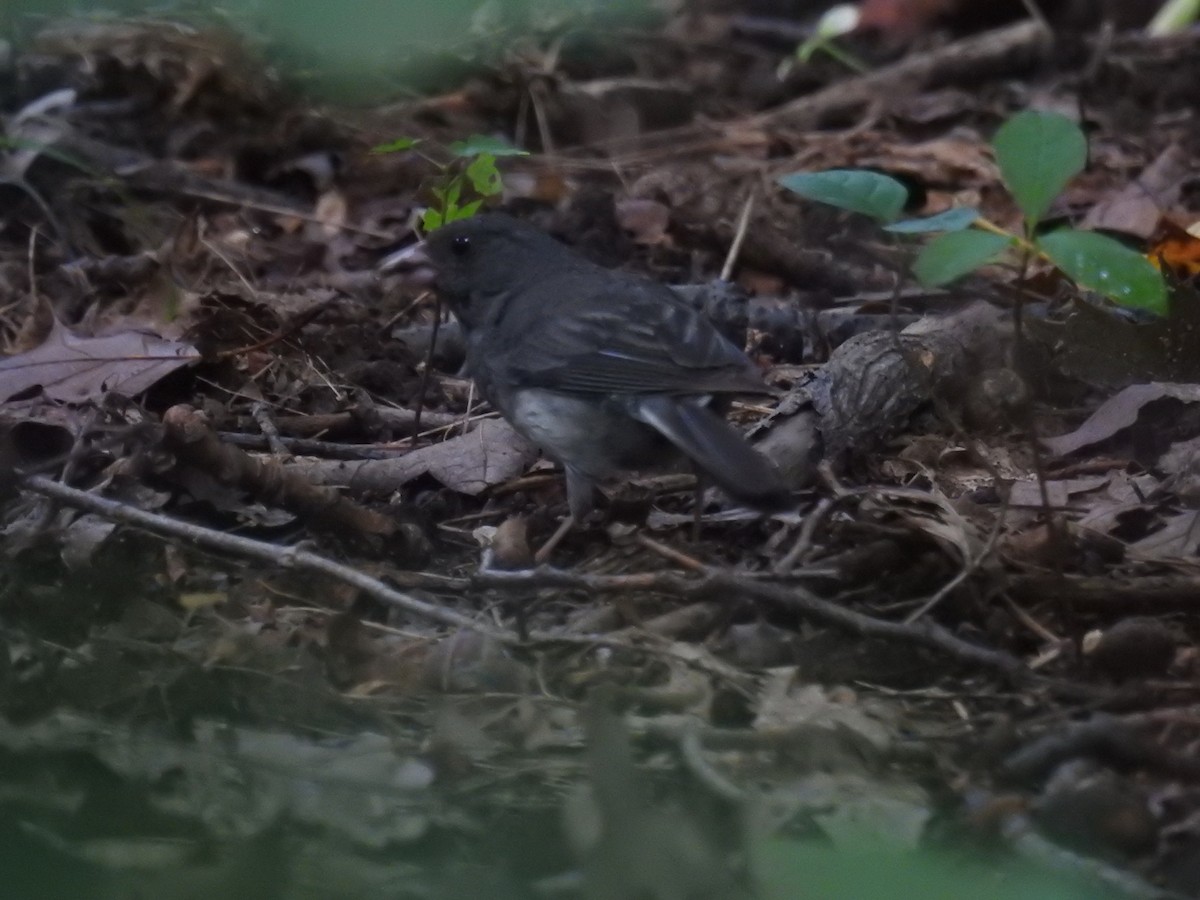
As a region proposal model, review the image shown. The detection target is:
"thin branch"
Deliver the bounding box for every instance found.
[21,474,506,639]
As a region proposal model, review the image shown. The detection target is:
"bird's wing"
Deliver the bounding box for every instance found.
[494,279,768,396]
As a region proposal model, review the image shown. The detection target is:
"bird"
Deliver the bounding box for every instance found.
[381,213,788,551]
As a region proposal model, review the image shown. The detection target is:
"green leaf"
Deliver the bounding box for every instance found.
[465,153,502,196]
[421,208,445,231]
[777,170,908,223]
[885,207,980,234]
[444,199,483,223]
[912,230,1013,286]
[992,110,1087,229]
[448,134,528,158]
[1037,229,1168,315]
[795,6,867,71]
[795,35,827,63]
[442,176,463,213]
[371,137,422,154]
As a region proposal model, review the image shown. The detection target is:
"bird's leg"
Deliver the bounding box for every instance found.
[534,467,593,564]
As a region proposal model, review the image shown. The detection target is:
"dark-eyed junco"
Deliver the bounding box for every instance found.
[382,213,788,525]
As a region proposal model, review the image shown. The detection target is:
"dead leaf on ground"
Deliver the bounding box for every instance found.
[1006,476,1110,509]
[0,318,200,403]
[1043,383,1200,457]
[1082,143,1189,239]
[305,418,538,496]
[1073,470,1160,535]
[1148,218,1200,278]
[1130,511,1200,559]
[615,196,672,246]
[857,133,998,192]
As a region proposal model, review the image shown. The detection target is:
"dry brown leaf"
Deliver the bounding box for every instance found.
[614,197,671,246]
[1130,511,1200,559]
[0,318,200,403]
[1006,476,1110,509]
[1148,219,1200,277]
[1082,144,1190,239]
[304,418,538,496]
[1043,383,1200,457]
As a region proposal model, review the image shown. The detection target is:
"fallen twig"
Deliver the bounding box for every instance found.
[21,474,498,637]
[21,472,1105,698]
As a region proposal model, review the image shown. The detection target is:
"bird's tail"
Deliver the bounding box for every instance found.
[628,395,789,510]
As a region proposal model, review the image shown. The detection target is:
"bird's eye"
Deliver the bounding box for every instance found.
[450,235,471,256]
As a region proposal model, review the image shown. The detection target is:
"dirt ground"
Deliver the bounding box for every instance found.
[3,3,1200,898]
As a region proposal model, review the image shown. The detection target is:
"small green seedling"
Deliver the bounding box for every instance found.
[777,110,1169,316]
[372,133,528,232]
[790,4,868,74]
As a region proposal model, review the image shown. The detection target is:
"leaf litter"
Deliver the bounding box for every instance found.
[2,7,1200,899]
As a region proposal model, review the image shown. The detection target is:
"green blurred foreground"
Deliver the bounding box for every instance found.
[1,0,661,99]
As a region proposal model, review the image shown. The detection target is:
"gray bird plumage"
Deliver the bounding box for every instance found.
[385,213,788,519]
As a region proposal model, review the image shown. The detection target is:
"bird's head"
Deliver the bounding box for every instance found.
[380,214,573,324]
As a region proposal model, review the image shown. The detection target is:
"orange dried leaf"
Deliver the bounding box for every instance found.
[1147,219,1200,277]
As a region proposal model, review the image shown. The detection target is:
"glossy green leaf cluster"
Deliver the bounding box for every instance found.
[777,110,1168,315]
[372,134,528,232]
